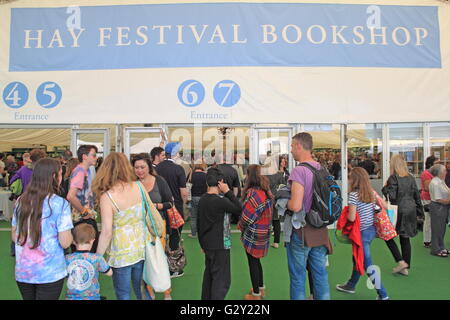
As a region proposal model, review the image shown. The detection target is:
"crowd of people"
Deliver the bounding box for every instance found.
[2,133,450,300]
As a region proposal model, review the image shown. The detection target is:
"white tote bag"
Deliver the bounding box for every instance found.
[143,235,171,292]
[138,182,171,292]
[387,202,398,228]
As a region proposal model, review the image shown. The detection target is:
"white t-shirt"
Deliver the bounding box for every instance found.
[429,177,450,202]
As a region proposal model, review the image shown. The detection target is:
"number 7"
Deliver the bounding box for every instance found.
[218,82,235,106]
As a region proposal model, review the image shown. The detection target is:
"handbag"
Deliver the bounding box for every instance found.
[166,230,187,273]
[138,182,171,292]
[387,201,398,227]
[374,193,397,241]
[167,204,185,229]
[137,181,165,237]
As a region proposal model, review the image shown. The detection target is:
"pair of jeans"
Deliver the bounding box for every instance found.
[190,196,201,236]
[17,278,65,300]
[112,260,145,300]
[286,231,330,300]
[347,225,389,299]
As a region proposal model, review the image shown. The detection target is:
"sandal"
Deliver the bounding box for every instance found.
[443,249,450,255]
[435,251,448,258]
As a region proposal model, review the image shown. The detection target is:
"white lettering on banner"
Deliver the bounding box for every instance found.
[415,28,428,46]
[24,30,43,48]
[22,24,430,49]
[281,25,302,44]
[190,25,209,44]
[117,27,132,46]
[232,25,247,44]
[136,26,149,45]
[262,25,277,44]
[68,28,85,48]
[307,25,327,44]
[352,26,365,45]
[392,27,410,46]
[332,26,349,44]
[98,27,112,47]
[369,27,388,45]
[152,25,171,45]
[14,112,49,121]
[209,25,227,44]
[176,25,184,44]
[47,29,64,48]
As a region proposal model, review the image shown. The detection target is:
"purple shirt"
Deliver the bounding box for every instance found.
[288,161,321,212]
[9,166,33,191]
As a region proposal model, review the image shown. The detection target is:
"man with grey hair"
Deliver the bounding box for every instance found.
[428,164,450,257]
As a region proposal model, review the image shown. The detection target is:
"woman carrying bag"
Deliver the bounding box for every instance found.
[132,153,174,300]
[382,155,424,275]
[94,152,163,300]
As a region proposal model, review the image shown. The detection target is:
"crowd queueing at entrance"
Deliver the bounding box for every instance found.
[1,132,450,300]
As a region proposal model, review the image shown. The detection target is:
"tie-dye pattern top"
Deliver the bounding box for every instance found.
[106,191,148,268]
[12,194,73,284]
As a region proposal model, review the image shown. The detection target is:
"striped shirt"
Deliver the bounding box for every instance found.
[348,192,375,231]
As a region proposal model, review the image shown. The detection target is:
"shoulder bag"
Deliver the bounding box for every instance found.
[137,182,171,292]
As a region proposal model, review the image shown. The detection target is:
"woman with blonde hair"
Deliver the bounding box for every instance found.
[382,154,424,275]
[93,152,150,300]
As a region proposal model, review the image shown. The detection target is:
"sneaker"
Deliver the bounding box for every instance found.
[377,296,390,300]
[335,283,355,294]
[392,260,408,274]
[170,271,185,279]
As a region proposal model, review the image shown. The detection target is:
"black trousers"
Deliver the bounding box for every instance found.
[385,236,411,268]
[202,249,231,300]
[17,278,65,300]
[272,220,281,244]
[246,252,264,294]
[71,218,99,253]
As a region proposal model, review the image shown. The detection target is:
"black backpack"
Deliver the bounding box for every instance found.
[298,162,342,228]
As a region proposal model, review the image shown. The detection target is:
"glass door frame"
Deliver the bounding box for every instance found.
[123,127,167,159]
[71,128,110,158]
[251,125,295,173]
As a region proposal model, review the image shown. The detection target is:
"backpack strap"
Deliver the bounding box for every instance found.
[298,162,320,174]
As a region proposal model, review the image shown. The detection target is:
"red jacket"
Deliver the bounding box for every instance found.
[337,206,364,276]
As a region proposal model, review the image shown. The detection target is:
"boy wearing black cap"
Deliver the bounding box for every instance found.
[197,168,242,300]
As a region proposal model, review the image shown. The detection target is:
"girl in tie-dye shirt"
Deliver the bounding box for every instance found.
[12,158,73,300]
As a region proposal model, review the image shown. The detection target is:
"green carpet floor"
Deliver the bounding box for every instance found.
[1,220,449,300]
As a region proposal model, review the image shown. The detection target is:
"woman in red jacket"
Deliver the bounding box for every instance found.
[238,165,273,300]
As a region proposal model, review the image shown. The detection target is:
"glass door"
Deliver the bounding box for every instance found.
[252,127,294,174]
[71,128,110,159]
[123,127,167,160]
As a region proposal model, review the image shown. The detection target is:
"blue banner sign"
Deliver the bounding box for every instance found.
[9,2,441,71]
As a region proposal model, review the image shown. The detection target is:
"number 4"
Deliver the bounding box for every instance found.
[5,83,21,107]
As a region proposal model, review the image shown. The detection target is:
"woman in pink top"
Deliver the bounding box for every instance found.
[421,156,439,248]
